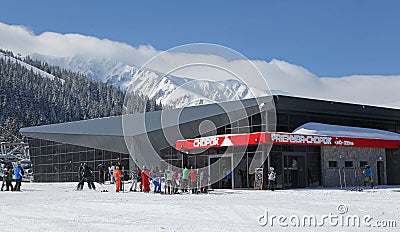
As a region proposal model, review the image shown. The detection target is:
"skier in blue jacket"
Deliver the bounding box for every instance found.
[13,162,25,191]
[363,165,374,188]
[152,174,162,193]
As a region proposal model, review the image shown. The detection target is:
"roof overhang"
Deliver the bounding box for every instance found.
[20,96,274,153]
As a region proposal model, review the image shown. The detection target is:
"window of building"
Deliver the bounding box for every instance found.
[252,125,262,133]
[345,161,353,168]
[217,126,225,135]
[277,113,289,126]
[328,161,338,168]
[251,114,261,126]
[225,124,231,134]
[360,161,368,168]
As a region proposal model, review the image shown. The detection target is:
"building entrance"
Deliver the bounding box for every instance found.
[209,155,233,189]
[377,160,385,185]
[283,153,306,188]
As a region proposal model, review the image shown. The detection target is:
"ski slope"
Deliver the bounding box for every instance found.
[0,182,399,231]
[0,52,64,84]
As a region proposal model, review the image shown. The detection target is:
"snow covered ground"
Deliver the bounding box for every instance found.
[1,183,399,232]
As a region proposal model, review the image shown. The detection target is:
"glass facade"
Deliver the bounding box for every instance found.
[28,138,130,182]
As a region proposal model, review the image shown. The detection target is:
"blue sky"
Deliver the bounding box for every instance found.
[1,0,400,77]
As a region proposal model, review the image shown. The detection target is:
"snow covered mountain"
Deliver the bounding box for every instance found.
[129,69,272,107]
[32,54,133,89]
[31,54,272,108]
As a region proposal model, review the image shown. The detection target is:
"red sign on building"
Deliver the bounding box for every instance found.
[176,132,400,151]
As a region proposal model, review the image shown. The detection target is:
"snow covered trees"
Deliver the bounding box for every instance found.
[0,49,161,142]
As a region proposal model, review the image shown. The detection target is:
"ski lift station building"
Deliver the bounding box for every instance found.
[20,95,400,189]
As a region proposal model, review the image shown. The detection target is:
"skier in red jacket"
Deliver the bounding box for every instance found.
[190,166,197,194]
[141,166,150,192]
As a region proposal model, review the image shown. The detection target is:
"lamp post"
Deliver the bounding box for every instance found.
[259,102,269,189]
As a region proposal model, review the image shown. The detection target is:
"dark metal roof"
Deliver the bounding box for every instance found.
[20,96,273,153]
[273,95,400,121]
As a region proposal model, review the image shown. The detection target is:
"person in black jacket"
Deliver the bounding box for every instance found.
[1,163,14,191]
[84,163,96,190]
[76,163,84,190]
[77,163,96,190]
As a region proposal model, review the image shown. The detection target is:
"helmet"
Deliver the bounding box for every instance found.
[269,167,274,171]
[116,166,120,170]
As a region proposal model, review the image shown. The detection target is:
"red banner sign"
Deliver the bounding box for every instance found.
[176,132,400,150]
[176,132,270,150]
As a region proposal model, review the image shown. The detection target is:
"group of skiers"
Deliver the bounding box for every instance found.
[104,164,212,194]
[126,165,210,194]
[97,162,278,193]
[2,158,376,194]
[77,161,127,192]
[76,162,375,193]
[1,162,25,192]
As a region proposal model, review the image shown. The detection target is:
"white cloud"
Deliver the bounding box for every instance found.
[0,22,399,109]
[0,22,158,66]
